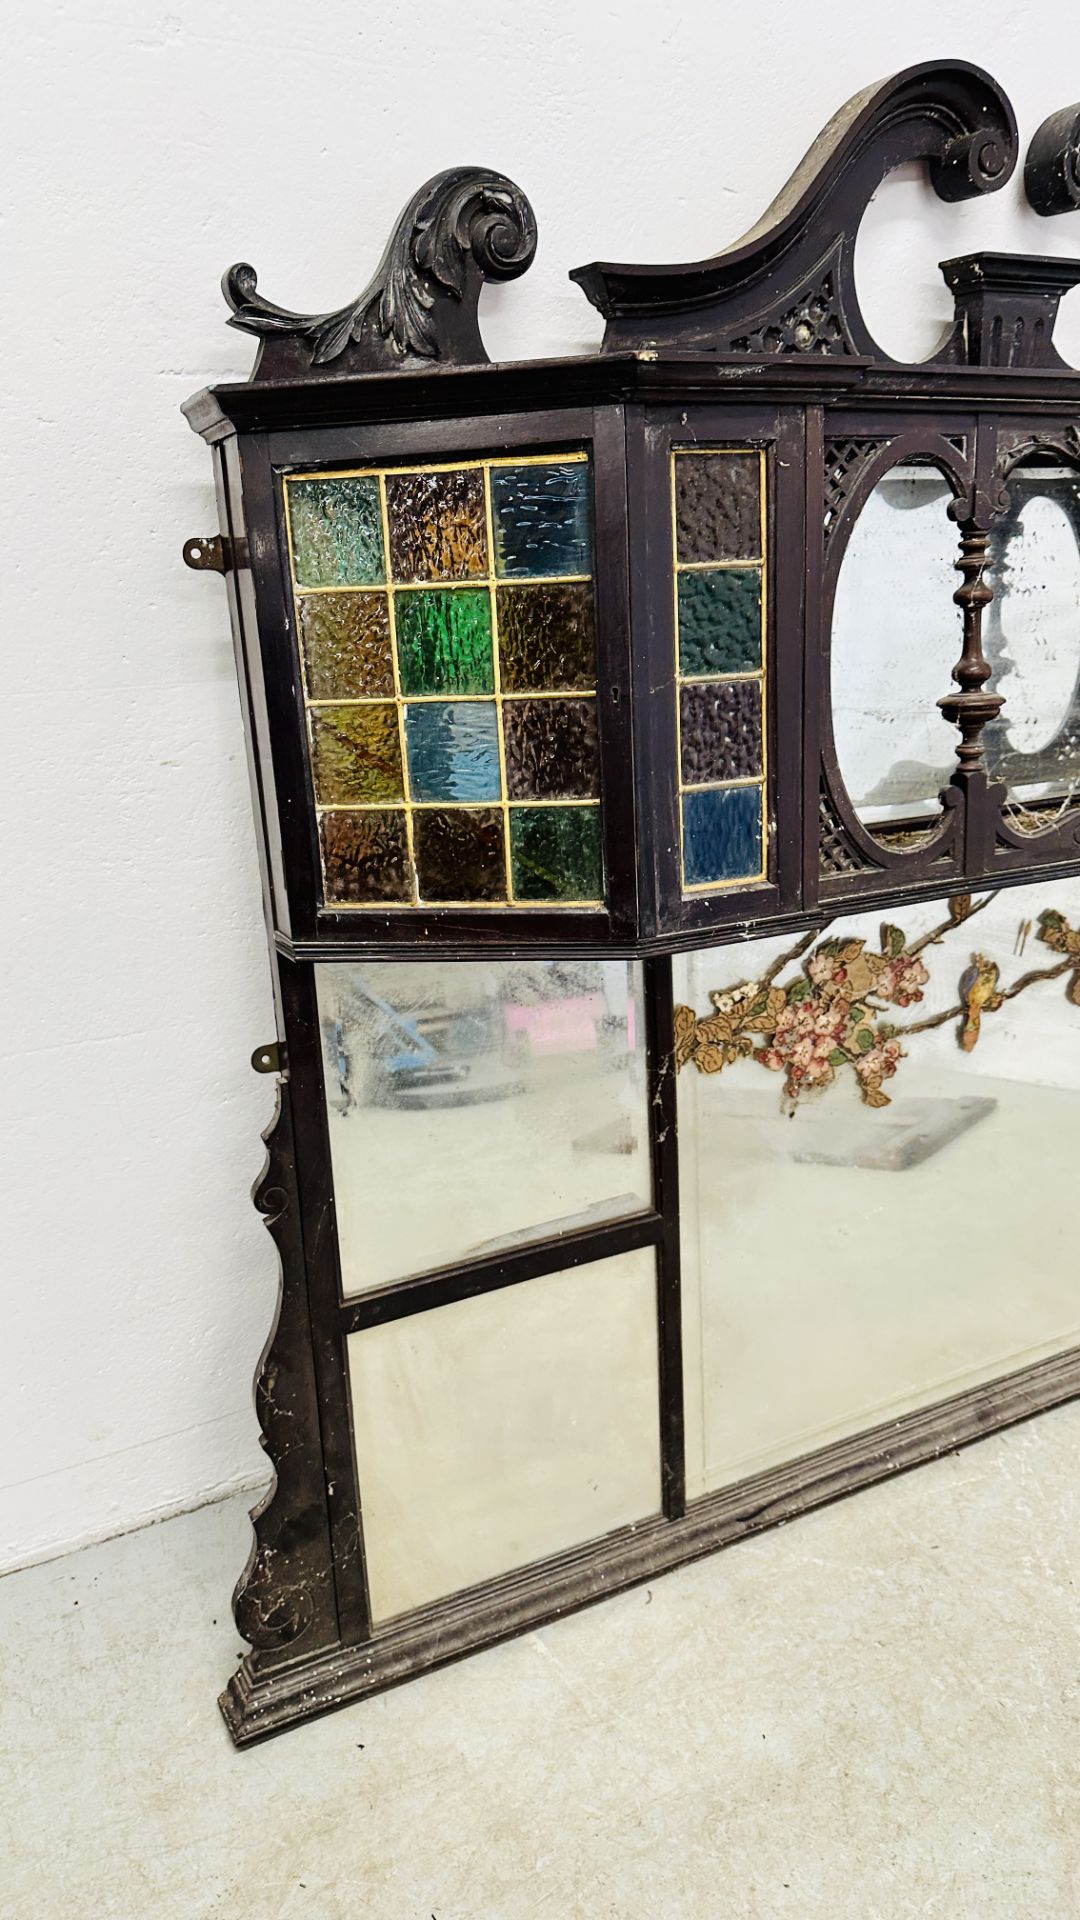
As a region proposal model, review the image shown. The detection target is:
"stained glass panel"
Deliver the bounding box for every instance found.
[672,448,768,890]
[286,453,603,909]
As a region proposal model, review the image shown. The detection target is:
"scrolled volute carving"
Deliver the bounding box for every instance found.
[571,60,1018,364]
[1025,102,1080,217]
[224,167,538,381]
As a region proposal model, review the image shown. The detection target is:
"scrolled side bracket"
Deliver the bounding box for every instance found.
[222,166,538,382]
[1025,101,1080,216]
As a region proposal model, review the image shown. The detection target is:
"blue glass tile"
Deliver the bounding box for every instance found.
[682,786,763,885]
[491,462,592,578]
[406,701,502,803]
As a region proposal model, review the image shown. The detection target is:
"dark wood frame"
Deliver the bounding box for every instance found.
[183,61,1080,1746]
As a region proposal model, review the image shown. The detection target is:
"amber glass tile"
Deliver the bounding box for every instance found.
[320,810,412,903]
[510,806,602,902]
[503,698,599,801]
[677,568,762,677]
[298,591,394,699]
[491,462,592,578]
[680,680,762,785]
[385,470,488,582]
[309,704,404,805]
[682,786,763,885]
[675,453,761,564]
[288,477,385,587]
[414,807,506,903]
[395,588,494,695]
[496,582,596,693]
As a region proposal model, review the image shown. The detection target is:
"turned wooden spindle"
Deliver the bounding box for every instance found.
[938,524,1004,776]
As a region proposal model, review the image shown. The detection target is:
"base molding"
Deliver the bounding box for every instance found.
[220,1344,1080,1746]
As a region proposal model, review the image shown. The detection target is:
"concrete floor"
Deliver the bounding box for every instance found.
[4,1407,1080,1920]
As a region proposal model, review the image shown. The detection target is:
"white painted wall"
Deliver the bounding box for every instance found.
[5,0,1080,1573]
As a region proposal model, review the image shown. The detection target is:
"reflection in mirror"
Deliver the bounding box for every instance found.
[674,880,1080,1500]
[315,959,651,1293]
[349,1248,661,1619]
[984,466,1080,834]
[831,464,959,845]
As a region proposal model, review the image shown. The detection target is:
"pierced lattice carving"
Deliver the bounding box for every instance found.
[819,781,872,874]
[823,439,885,542]
[731,271,853,358]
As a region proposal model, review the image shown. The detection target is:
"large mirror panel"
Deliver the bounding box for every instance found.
[675,879,1080,1501]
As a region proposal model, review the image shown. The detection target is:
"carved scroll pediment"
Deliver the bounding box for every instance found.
[223,167,538,382]
[571,60,1019,364]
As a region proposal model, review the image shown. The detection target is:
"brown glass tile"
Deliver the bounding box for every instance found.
[496,582,596,692]
[413,807,506,902]
[680,680,762,785]
[503,698,600,800]
[385,469,488,582]
[297,592,394,699]
[320,810,412,904]
[675,452,762,564]
[309,703,403,805]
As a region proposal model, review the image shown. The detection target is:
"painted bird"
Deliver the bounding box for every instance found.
[957,954,1005,1053]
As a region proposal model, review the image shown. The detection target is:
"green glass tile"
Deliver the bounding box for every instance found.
[677,568,762,677]
[298,591,394,699]
[510,806,603,902]
[385,469,488,582]
[320,810,412,903]
[497,582,596,692]
[309,703,403,805]
[395,589,494,695]
[288,477,385,587]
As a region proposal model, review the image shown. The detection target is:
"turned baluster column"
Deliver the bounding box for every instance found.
[938,507,1005,866]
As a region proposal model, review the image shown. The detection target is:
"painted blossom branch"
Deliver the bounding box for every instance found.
[758,927,826,991]
[891,955,1075,1038]
[905,892,993,959]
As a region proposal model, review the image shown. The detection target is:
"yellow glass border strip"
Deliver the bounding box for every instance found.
[671,446,769,895]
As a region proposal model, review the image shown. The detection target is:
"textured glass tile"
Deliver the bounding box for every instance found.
[298,591,394,699]
[675,453,761,564]
[405,700,502,802]
[395,588,494,695]
[320,809,411,903]
[497,582,596,692]
[309,703,403,805]
[414,807,506,902]
[503,698,599,801]
[491,462,592,578]
[385,469,488,583]
[678,568,762,677]
[510,806,602,901]
[680,681,762,785]
[682,786,762,884]
[288,477,385,587]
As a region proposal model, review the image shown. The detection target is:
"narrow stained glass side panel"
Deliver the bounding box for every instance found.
[679,681,763,785]
[678,569,762,677]
[348,1250,661,1619]
[298,591,394,699]
[503,697,599,800]
[674,451,761,563]
[316,958,652,1290]
[288,477,385,587]
[510,805,603,901]
[320,810,412,903]
[682,787,763,885]
[414,807,506,902]
[491,461,592,578]
[405,701,502,803]
[395,588,494,695]
[385,469,488,582]
[309,703,404,805]
[496,581,597,692]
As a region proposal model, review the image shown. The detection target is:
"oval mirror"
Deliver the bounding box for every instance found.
[830,463,959,846]
[984,467,1080,834]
